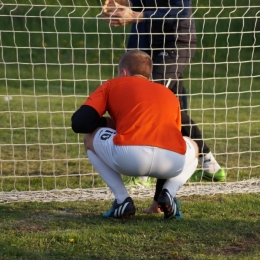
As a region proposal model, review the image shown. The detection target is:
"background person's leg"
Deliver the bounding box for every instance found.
[182,86,188,112]
[153,42,226,181]
[143,42,226,213]
[152,42,211,155]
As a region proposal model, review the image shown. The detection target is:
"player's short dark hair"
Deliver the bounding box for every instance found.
[119,50,152,79]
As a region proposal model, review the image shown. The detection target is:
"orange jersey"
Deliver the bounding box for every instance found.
[84,76,186,154]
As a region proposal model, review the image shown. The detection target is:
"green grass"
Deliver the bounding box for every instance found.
[0,194,260,260]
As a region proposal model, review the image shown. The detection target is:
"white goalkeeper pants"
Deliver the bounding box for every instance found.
[87,127,198,201]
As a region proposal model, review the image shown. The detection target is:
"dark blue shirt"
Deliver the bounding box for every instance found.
[127,0,196,52]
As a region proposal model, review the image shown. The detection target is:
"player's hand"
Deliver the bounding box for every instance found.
[142,200,163,214]
[102,0,142,27]
[105,116,116,129]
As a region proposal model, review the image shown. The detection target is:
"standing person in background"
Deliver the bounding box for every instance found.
[71,50,199,220]
[102,0,226,212]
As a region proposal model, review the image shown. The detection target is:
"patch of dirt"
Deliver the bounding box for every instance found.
[211,236,259,255]
[14,221,49,233]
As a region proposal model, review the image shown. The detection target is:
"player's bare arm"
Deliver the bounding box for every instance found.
[102,0,144,27]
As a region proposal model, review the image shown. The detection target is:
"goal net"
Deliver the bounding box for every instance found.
[0,0,260,203]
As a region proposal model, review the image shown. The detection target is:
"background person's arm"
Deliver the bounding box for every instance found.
[102,0,143,27]
[102,0,190,27]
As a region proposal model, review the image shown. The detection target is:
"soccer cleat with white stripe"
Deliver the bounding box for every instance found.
[157,189,182,220]
[103,197,136,219]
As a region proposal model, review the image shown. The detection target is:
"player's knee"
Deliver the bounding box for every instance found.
[83,134,88,149]
[83,131,97,153]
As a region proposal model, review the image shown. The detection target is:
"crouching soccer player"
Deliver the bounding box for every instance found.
[71,50,198,220]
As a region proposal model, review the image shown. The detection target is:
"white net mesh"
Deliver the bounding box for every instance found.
[0,0,260,203]
[1,179,260,203]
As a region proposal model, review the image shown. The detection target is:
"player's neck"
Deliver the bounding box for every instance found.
[133,74,148,80]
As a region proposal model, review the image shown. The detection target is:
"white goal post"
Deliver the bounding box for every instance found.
[0,0,260,203]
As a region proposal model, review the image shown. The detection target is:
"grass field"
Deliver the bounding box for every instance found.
[1,194,260,260]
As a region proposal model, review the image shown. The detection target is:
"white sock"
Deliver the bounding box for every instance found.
[199,152,221,174]
[163,158,198,197]
[87,150,129,204]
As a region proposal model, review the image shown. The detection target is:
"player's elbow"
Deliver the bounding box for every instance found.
[71,105,104,134]
[71,115,98,134]
[71,112,87,133]
[71,119,83,133]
